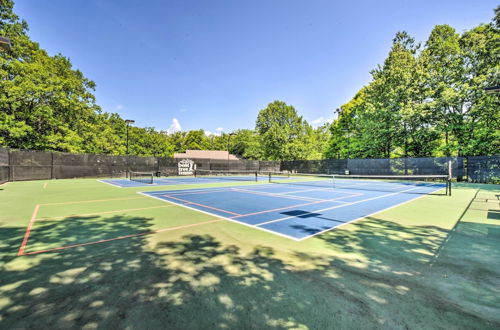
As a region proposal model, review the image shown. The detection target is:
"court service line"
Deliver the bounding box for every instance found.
[24,219,223,256]
[232,188,364,203]
[230,192,363,219]
[255,186,425,227]
[36,205,173,221]
[162,194,242,216]
[231,196,349,219]
[18,204,40,256]
[230,187,330,202]
[274,187,347,195]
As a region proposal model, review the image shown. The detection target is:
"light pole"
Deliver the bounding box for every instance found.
[125,119,135,178]
[125,119,135,155]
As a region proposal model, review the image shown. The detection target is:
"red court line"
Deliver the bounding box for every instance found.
[23,219,223,256]
[18,204,40,256]
[163,195,242,216]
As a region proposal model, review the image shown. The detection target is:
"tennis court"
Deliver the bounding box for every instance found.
[140,173,448,240]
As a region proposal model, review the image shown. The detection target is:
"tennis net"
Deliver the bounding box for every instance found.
[268,172,451,195]
[194,169,258,182]
[129,171,154,184]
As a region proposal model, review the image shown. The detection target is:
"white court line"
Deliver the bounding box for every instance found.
[255,185,425,227]
[97,179,124,188]
[275,187,341,195]
[231,187,331,202]
[234,187,363,204]
[137,191,301,241]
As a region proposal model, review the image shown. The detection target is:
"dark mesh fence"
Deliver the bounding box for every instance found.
[346,157,460,176]
[10,149,52,181]
[467,155,499,184]
[158,158,180,175]
[282,157,460,176]
[281,159,347,174]
[259,161,280,172]
[0,148,9,184]
[53,153,129,179]
[158,158,279,175]
[128,156,158,173]
[0,147,496,184]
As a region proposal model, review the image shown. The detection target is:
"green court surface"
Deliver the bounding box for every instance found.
[0,178,499,329]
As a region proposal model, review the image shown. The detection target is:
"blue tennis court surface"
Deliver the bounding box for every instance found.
[140,180,446,240]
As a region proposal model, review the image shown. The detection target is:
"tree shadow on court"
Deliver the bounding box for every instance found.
[1,210,499,328]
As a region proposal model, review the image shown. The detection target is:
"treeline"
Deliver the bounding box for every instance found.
[326,8,500,158]
[1,0,498,160]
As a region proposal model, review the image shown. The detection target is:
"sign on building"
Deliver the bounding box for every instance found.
[178,159,196,176]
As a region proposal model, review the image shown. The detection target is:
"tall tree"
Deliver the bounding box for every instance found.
[256,101,313,160]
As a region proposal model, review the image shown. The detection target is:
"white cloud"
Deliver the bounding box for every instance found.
[205,128,224,136]
[167,118,182,134]
[311,116,333,127]
[116,104,124,110]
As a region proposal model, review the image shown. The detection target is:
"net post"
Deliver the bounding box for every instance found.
[268,172,271,183]
[254,171,258,182]
[447,159,452,196]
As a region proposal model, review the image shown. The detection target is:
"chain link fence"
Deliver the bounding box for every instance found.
[0,147,496,184]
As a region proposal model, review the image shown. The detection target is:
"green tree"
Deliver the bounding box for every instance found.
[256,101,315,160]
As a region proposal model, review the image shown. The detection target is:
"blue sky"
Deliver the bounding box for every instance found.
[14,0,498,134]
